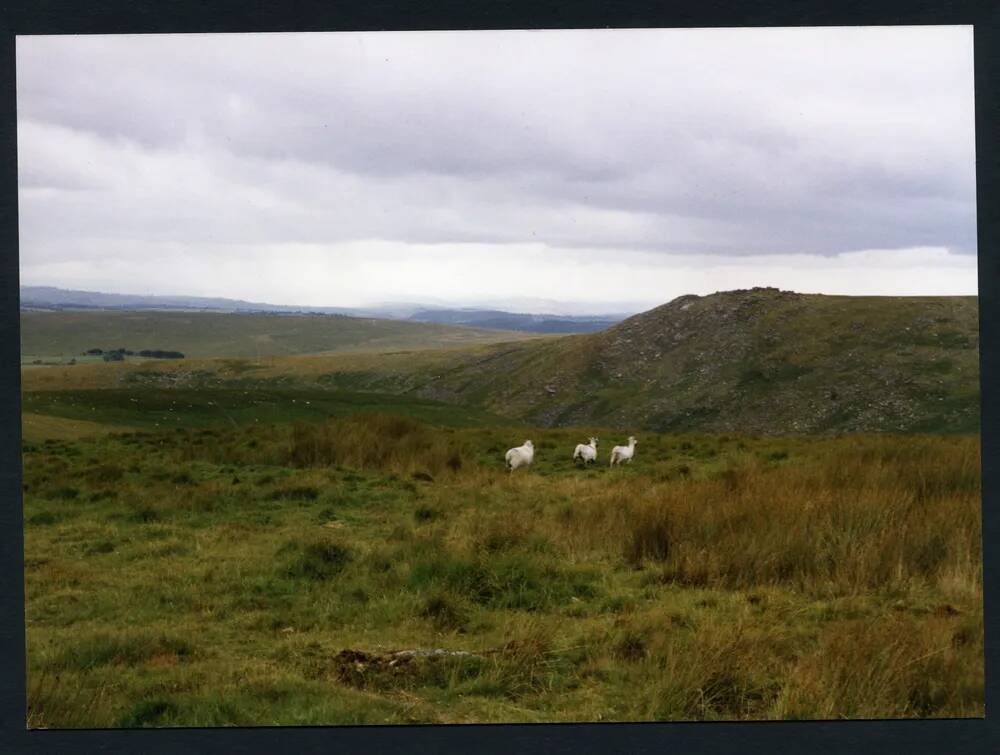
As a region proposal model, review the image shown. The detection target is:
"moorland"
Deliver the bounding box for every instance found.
[20,288,984,726]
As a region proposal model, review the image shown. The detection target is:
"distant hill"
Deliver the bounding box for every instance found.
[19,310,544,360]
[19,286,624,334]
[408,309,623,334]
[19,286,359,315]
[336,288,979,434]
[22,287,981,434]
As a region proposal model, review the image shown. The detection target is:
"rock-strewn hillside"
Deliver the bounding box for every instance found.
[398,288,980,434]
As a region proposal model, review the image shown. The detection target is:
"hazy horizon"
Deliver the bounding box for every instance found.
[17,27,978,311]
[19,281,981,321]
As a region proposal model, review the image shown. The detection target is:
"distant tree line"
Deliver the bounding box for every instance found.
[84,348,185,362]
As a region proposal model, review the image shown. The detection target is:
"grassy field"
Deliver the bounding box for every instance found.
[22,398,983,726]
[18,296,984,726]
[19,292,980,435]
[20,310,547,361]
[21,387,507,431]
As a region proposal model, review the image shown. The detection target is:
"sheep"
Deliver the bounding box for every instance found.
[610,436,638,466]
[573,437,599,464]
[505,440,534,472]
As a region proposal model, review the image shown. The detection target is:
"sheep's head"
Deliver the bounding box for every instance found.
[590,437,598,446]
[629,436,638,444]
[524,440,534,448]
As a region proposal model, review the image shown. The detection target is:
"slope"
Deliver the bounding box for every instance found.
[19,310,546,361]
[384,288,980,434]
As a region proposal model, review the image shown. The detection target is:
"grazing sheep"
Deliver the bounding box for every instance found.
[505,440,535,472]
[573,437,599,464]
[610,436,638,466]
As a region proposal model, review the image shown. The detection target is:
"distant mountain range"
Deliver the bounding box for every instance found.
[19,286,360,315]
[406,309,621,334]
[19,286,625,334]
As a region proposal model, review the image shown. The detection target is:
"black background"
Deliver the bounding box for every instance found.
[0,2,997,753]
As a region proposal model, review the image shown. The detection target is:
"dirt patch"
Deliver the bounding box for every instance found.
[332,648,481,690]
[147,652,180,668]
[934,604,962,618]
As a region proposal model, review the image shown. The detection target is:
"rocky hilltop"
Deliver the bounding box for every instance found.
[402,288,980,434]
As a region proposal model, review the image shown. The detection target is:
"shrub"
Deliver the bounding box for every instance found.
[55,634,193,672]
[85,464,125,484]
[777,614,983,718]
[265,485,319,502]
[83,540,115,555]
[409,554,595,611]
[624,505,673,567]
[118,698,181,727]
[414,505,439,523]
[283,538,351,581]
[420,593,469,631]
[127,504,161,523]
[286,414,471,478]
[26,511,58,526]
[613,631,649,662]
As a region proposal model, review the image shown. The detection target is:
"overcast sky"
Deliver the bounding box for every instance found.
[16,27,977,314]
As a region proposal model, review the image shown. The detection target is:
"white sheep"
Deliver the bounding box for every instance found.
[573,437,599,464]
[505,440,534,472]
[610,436,638,466]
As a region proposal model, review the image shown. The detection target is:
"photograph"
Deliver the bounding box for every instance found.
[16,26,983,727]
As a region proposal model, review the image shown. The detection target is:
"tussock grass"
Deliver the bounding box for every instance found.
[281,537,352,581]
[776,610,984,718]
[52,633,195,672]
[287,414,468,478]
[22,413,983,726]
[551,438,981,595]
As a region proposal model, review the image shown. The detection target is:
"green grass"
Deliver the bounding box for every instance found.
[19,290,980,437]
[20,310,544,360]
[23,413,984,727]
[18,293,985,725]
[22,387,507,431]
[273,290,977,435]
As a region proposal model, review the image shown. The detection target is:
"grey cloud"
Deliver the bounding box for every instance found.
[15,27,978,297]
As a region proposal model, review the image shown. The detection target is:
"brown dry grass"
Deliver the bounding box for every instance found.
[23,419,983,725]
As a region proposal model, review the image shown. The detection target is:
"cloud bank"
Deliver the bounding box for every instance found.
[16,27,978,312]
